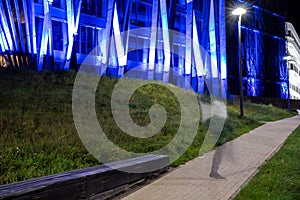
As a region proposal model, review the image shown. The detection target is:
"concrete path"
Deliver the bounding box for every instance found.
[122,115,300,200]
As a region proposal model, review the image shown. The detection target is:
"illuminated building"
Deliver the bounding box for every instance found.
[286,22,300,100]
[226,0,288,99]
[0,0,227,97]
[0,0,289,99]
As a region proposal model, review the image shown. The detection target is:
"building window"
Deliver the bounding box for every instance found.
[75,26,97,55]
[81,0,103,16]
[52,21,63,51]
[87,27,94,54]
[176,0,185,5]
[194,0,203,12]
[137,2,146,16]
[52,0,61,8]
[81,26,87,54]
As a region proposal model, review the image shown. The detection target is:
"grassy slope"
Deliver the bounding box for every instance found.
[234,126,300,200]
[0,68,294,184]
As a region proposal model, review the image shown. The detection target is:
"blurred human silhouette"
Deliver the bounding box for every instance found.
[209,146,226,179]
[199,99,228,179]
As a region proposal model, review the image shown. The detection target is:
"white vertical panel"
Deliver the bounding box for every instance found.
[38,0,51,70]
[0,1,14,51]
[0,26,7,52]
[48,2,54,57]
[74,0,82,34]
[219,0,227,80]
[66,0,75,63]
[5,0,19,51]
[192,10,205,76]
[113,3,126,67]
[62,22,68,60]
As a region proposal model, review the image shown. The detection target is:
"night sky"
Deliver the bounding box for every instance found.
[287,0,300,34]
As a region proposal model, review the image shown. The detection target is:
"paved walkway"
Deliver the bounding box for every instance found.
[122,115,300,200]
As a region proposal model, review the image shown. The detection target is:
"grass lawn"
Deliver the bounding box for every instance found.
[234,126,300,200]
[0,68,294,184]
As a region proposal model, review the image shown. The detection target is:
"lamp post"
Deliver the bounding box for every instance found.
[232,7,247,117]
[283,55,294,111]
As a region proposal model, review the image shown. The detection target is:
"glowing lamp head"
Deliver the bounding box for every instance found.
[232,7,247,16]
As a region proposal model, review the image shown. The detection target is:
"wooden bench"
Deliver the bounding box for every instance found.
[0,154,169,200]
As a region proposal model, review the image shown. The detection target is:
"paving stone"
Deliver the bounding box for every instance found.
[122,116,300,200]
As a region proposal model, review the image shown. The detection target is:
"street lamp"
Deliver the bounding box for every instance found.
[283,55,294,111]
[232,7,247,117]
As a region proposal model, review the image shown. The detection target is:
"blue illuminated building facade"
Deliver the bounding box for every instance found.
[226,0,288,99]
[0,0,289,99]
[0,0,227,97]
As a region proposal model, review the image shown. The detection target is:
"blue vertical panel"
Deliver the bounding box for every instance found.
[48,2,54,58]
[102,0,108,18]
[192,10,205,94]
[201,0,211,94]
[244,29,256,96]
[278,26,288,98]
[201,0,210,51]
[60,0,66,9]
[255,7,264,96]
[121,0,132,32]
[218,0,227,98]
[243,5,262,97]
[22,0,32,54]
[185,0,193,90]
[185,0,193,76]
[14,0,26,53]
[36,17,43,57]
[244,30,256,78]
